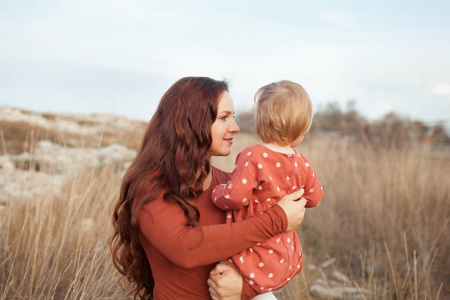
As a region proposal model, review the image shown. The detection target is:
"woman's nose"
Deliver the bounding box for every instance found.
[230,119,240,133]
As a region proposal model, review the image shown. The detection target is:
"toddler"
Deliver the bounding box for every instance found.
[212,80,323,299]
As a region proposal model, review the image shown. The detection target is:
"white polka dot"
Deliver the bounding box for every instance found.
[228,184,232,189]
[239,256,244,263]
[277,187,280,191]
[259,262,264,267]
[250,273,255,278]
[213,189,215,193]
[257,243,261,246]
[297,265,301,268]
[214,197,217,201]
[292,185,297,190]
[224,205,228,209]
[309,188,314,193]
[287,278,291,281]
[321,186,323,190]
[242,198,248,203]
[268,288,272,292]
[305,162,310,167]
[313,172,315,177]
[268,273,273,278]
[266,198,271,202]
[287,238,291,243]
[247,152,252,156]
[249,247,254,252]
[227,214,231,219]
[269,176,273,181]
[276,162,281,167]
[245,162,249,166]
[225,195,230,199]
[258,164,263,169]
[276,238,280,243]
[254,200,259,203]
[280,259,284,263]
[291,245,294,249]
[258,185,262,190]
[242,178,247,184]
[263,153,268,157]
[249,280,254,285]
[286,176,290,180]
[269,249,274,254]
[294,162,298,167]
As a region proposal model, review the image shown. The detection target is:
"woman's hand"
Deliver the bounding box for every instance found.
[277,189,307,231]
[208,263,243,300]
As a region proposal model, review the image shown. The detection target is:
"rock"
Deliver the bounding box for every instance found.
[0,156,15,171]
[0,169,64,201]
[320,257,337,268]
[309,279,370,299]
[97,143,136,169]
[8,140,136,173]
[331,270,351,283]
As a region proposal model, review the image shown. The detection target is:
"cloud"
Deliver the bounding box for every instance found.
[319,10,358,27]
[431,83,450,96]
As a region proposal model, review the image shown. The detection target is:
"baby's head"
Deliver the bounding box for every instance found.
[255,80,312,147]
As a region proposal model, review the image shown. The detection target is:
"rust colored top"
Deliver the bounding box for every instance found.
[138,166,288,300]
[212,144,323,293]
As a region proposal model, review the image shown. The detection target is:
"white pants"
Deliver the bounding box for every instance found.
[251,292,277,300]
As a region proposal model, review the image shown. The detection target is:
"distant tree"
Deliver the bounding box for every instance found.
[235,101,450,148]
[311,101,368,141]
[235,108,256,133]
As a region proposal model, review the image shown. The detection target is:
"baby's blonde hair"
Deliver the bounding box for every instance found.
[255,80,312,146]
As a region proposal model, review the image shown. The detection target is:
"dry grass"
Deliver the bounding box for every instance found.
[1,131,449,299]
[215,133,449,299]
[0,166,126,299]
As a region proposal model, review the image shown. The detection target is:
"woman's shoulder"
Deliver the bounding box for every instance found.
[212,166,230,184]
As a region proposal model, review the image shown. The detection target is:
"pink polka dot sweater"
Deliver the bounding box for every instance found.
[212,144,324,293]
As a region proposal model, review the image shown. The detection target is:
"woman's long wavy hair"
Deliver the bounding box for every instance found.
[110,77,229,299]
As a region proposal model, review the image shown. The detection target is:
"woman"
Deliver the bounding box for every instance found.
[111,77,307,300]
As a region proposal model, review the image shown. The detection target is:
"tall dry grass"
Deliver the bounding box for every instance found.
[214,133,449,299]
[0,165,127,299]
[1,132,448,299]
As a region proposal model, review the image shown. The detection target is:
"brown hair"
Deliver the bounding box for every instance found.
[110,77,228,299]
[255,80,312,146]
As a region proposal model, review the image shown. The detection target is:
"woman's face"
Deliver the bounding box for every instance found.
[209,92,240,157]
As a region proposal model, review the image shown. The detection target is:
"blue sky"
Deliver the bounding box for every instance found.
[1,0,449,126]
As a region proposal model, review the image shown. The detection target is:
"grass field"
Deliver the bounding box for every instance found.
[1,131,448,299]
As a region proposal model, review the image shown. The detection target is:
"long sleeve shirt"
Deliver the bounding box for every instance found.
[211,144,323,292]
[138,166,289,300]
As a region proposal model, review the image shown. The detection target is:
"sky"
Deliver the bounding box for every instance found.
[1,0,449,127]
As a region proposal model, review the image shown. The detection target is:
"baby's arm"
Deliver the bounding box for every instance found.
[300,154,323,208]
[212,150,258,210]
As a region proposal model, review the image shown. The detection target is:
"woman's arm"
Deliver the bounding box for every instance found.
[212,151,258,210]
[138,190,306,269]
